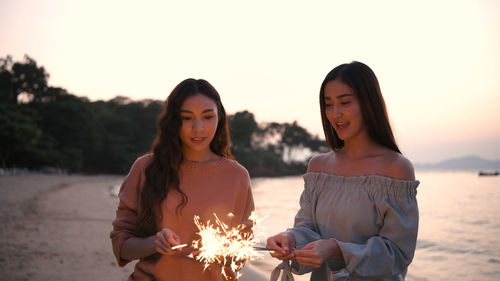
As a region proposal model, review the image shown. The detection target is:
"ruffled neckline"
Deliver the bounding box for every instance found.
[303,172,419,198]
[305,172,419,185]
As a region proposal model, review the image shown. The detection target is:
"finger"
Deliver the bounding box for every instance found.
[270,249,295,260]
[156,232,171,249]
[159,234,180,253]
[301,242,316,250]
[167,235,180,247]
[294,249,317,258]
[294,252,321,263]
[281,252,295,260]
[269,250,293,260]
[277,240,293,256]
[161,230,173,241]
[295,257,321,268]
[156,241,179,256]
[155,238,170,253]
[275,248,291,257]
[268,236,288,249]
[270,251,286,258]
[267,240,290,257]
[266,238,280,249]
[155,237,170,254]
[156,245,169,255]
[280,241,294,250]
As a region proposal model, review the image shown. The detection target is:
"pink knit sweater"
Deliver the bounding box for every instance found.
[110,154,255,281]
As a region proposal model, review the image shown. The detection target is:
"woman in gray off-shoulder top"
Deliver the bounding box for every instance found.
[267,61,419,281]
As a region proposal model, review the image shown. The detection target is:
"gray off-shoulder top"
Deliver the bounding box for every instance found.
[289,172,420,281]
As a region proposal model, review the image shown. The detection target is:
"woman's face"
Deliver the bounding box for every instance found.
[324,79,366,142]
[179,93,219,159]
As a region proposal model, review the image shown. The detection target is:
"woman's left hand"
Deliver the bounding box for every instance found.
[155,228,181,255]
[293,239,342,268]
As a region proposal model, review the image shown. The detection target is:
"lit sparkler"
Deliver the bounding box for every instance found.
[191,212,264,279]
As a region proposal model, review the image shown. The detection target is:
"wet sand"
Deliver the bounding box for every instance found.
[0,174,269,281]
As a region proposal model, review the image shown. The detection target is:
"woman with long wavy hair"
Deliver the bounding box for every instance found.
[267,62,419,281]
[111,78,255,281]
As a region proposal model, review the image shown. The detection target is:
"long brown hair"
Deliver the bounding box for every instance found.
[319,61,400,153]
[136,78,233,236]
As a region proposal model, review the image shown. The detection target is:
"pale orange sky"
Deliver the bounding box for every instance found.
[1,0,499,163]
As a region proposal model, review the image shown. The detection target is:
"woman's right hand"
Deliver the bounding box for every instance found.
[266,231,296,260]
[155,228,182,255]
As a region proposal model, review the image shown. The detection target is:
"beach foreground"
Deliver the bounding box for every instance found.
[0,174,269,281]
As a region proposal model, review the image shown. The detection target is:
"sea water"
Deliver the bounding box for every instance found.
[251,170,500,281]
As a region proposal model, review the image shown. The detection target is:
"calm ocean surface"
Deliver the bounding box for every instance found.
[250,170,500,281]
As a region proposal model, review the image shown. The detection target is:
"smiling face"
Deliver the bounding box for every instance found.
[324,79,366,142]
[179,93,219,160]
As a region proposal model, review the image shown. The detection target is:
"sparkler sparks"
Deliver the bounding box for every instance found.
[191,212,264,279]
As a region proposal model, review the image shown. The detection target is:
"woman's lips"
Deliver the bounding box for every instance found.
[191,137,206,143]
[335,121,348,130]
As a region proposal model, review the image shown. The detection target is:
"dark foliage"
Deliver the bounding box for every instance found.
[0,55,327,176]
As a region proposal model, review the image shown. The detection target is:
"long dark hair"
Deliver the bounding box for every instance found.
[319,61,400,153]
[136,78,233,236]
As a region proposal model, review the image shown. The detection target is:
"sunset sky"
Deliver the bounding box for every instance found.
[1,0,499,163]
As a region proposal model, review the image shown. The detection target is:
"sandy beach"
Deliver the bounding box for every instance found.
[0,174,271,281]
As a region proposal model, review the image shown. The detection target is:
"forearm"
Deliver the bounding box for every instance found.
[120,235,157,261]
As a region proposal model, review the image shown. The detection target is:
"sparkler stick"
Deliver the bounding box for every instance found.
[171,244,188,250]
[253,246,279,251]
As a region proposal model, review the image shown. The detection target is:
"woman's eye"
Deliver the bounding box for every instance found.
[325,103,333,108]
[181,116,192,121]
[204,115,215,120]
[341,101,350,105]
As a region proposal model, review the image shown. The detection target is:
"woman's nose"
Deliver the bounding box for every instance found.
[192,118,204,130]
[333,106,342,118]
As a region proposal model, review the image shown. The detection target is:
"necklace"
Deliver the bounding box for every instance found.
[185,157,221,164]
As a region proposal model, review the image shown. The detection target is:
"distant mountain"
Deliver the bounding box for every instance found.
[414,155,500,170]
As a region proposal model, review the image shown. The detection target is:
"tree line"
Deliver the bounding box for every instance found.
[0,55,327,177]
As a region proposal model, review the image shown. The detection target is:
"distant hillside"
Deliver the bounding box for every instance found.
[414,155,500,170]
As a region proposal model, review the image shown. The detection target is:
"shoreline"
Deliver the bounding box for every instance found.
[0,174,271,281]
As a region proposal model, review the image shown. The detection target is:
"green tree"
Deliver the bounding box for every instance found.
[0,54,50,103]
[0,56,15,103]
[229,110,258,150]
[0,103,42,167]
[33,93,94,171]
[281,121,311,147]
[228,113,328,176]
[0,54,328,176]
[84,97,161,174]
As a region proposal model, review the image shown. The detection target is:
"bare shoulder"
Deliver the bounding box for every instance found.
[383,152,415,180]
[307,152,334,172]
